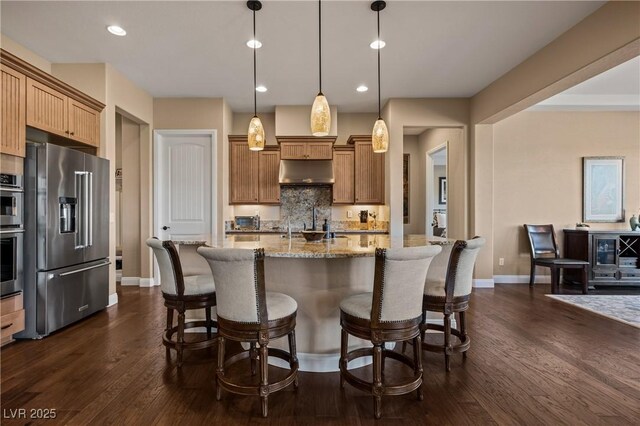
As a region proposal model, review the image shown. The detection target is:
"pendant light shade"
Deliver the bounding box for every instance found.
[371,1,387,153]
[247,0,265,151]
[311,93,331,136]
[248,116,265,151]
[372,118,389,153]
[310,0,331,136]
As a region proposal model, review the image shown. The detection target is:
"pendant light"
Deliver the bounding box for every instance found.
[371,1,389,153]
[247,1,265,151]
[310,0,331,136]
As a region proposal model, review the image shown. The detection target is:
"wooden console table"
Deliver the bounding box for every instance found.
[564,229,640,287]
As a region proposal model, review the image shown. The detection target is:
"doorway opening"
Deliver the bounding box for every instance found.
[427,145,447,238]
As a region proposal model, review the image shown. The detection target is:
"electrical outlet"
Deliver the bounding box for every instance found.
[254,210,259,216]
[499,258,505,266]
[347,210,353,218]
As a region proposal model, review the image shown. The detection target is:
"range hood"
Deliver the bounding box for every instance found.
[279,160,334,185]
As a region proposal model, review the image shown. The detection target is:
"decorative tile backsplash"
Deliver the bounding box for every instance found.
[280,185,332,231]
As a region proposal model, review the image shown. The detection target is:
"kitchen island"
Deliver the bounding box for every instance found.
[178,234,453,372]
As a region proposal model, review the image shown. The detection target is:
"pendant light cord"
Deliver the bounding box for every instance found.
[318,0,322,94]
[253,8,257,116]
[377,8,381,119]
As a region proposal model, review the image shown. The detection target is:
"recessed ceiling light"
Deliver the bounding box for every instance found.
[247,39,262,49]
[107,25,127,36]
[356,85,368,92]
[370,39,385,49]
[256,85,267,92]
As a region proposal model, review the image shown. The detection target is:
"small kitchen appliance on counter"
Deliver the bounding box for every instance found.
[234,215,260,231]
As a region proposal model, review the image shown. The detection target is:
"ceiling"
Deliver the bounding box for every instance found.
[1,1,606,113]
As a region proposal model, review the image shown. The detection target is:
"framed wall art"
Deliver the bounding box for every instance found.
[583,156,624,222]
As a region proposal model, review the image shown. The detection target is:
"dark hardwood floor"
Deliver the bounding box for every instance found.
[1,284,639,425]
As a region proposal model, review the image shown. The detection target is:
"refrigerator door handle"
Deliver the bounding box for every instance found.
[58,261,111,277]
[87,172,93,247]
[75,171,86,249]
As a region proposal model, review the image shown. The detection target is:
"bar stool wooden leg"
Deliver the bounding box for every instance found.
[413,335,423,401]
[288,331,299,388]
[177,310,186,367]
[582,265,589,294]
[373,342,383,419]
[249,343,257,376]
[340,329,348,389]
[205,308,212,339]
[259,344,269,418]
[444,313,451,372]
[460,311,468,360]
[216,336,225,401]
[165,308,174,358]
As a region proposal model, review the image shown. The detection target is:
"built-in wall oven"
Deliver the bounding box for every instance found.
[0,173,24,297]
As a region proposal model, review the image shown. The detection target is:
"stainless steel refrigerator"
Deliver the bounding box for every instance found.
[18,142,110,338]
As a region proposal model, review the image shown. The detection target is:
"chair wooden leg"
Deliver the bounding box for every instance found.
[205,308,212,339]
[529,261,536,287]
[460,311,468,360]
[372,342,383,419]
[401,341,408,354]
[550,267,559,294]
[165,308,174,358]
[260,344,269,418]
[582,266,589,294]
[177,310,185,368]
[444,313,451,372]
[250,343,257,376]
[413,335,423,401]
[340,329,348,389]
[288,331,299,389]
[216,336,225,401]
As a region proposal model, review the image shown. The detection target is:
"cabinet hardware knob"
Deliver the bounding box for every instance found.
[1,323,13,330]
[70,132,75,136]
[162,226,170,230]
[65,130,69,134]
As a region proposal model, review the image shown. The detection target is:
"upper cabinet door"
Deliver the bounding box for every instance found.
[280,142,307,159]
[354,140,385,204]
[26,77,68,137]
[332,149,354,204]
[259,149,280,204]
[68,99,100,147]
[229,140,259,204]
[0,65,26,157]
[307,141,333,159]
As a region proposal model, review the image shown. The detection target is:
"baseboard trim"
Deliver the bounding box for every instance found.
[139,278,156,287]
[473,279,494,288]
[120,277,140,286]
[493,275,550,284]
[107,293,118,307]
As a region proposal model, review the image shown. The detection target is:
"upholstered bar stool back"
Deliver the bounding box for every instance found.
[197,247,298,418]
[421,237,485,371]
[145,238,217,367]
[339,245,441,419]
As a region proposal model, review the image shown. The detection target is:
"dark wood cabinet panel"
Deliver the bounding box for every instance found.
[349,135,385,205]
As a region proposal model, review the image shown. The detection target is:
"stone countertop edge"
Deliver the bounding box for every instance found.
[226,230,389,235]
[172,240,207,245]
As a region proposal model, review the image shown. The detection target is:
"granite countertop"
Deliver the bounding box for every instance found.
[226,229,389,235]
[203,234,453,259]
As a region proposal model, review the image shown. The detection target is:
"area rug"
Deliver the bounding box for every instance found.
[546,295,640,328]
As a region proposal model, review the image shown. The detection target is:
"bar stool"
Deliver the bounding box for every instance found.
[197,247,298,418]
[146,238,218,367]
[421,238,485,371]
[339,245,441,419]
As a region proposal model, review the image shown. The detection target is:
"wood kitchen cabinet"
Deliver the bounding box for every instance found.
[229,136,281,205]
[0,64,26,157]
[332,146,354,204]
[1,49,104,152]
[278,136,335,159]
[1,293,25,347]
[349,135,385,205]
[259,147,281,204]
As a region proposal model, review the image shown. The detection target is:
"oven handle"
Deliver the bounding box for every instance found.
[0,228,24,234]
[58,261,111,277]
[0,187,23,193]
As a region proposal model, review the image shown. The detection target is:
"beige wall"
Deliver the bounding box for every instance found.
[336,113,378,145]
[403,135,425,234]
[119,115,141,277]
[1,34,51,73]
[493,111,640,277]
[384,98,469,238]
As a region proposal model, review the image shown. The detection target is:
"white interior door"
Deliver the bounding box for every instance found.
[154,130,217,242]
